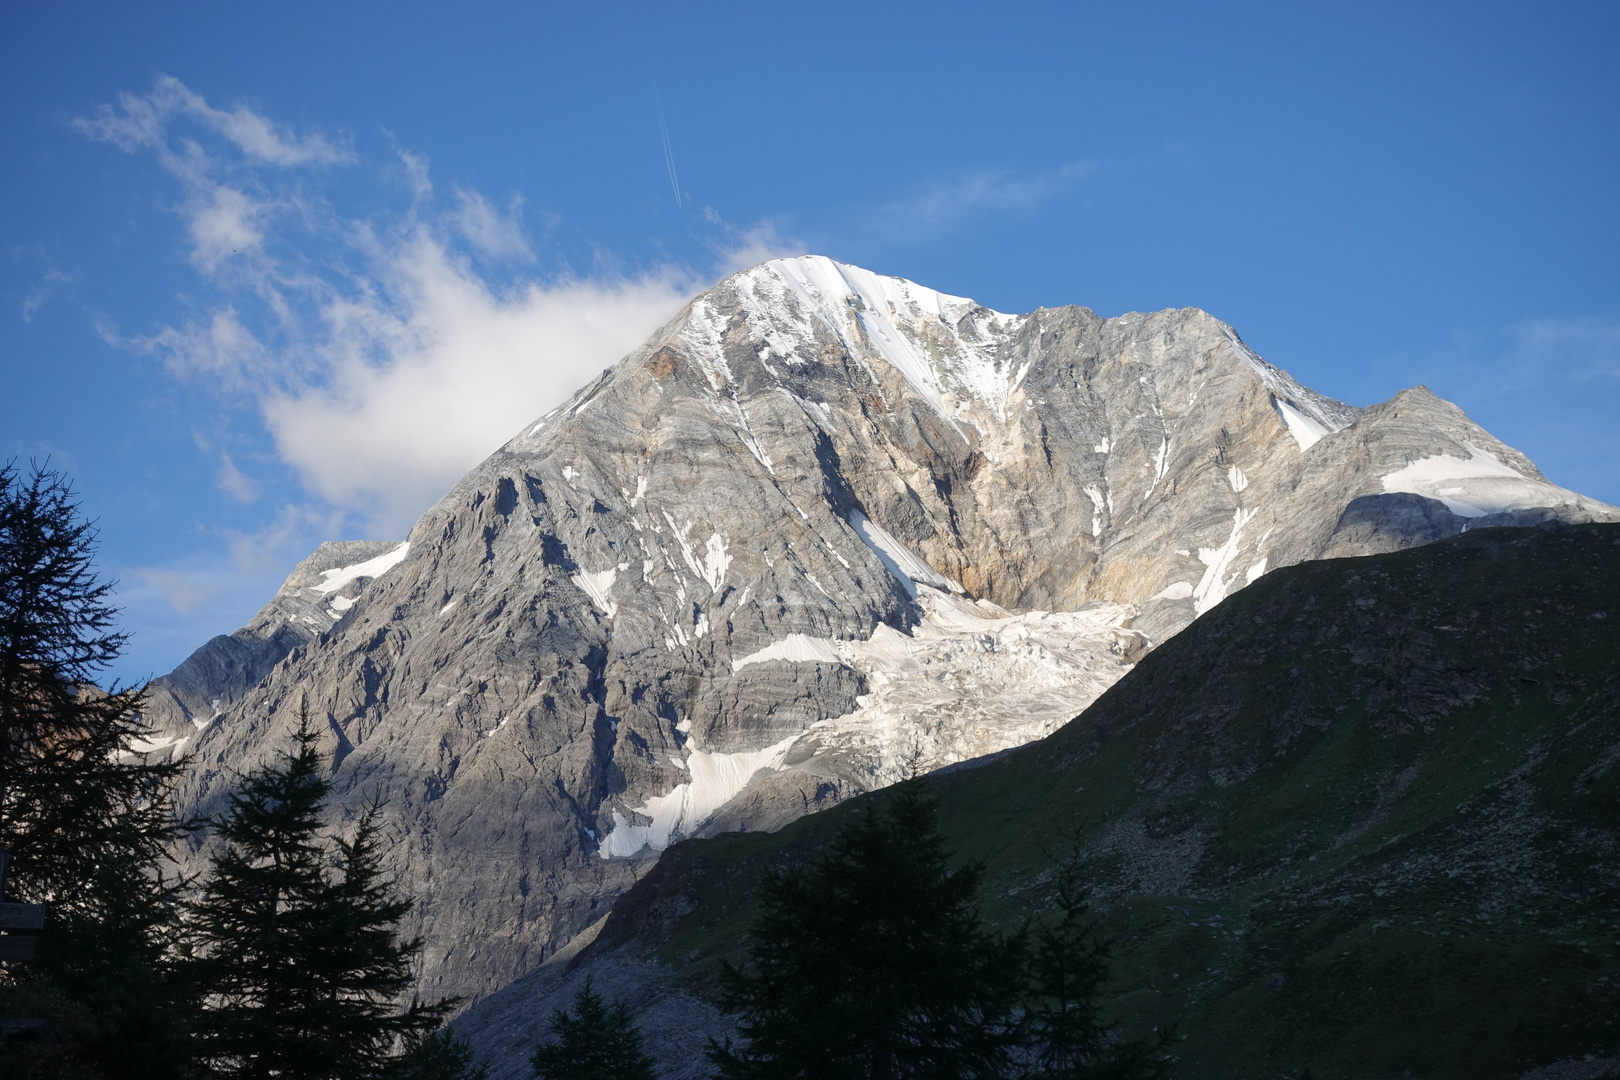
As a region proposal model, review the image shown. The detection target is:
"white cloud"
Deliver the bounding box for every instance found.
[117,240,694,533]
[79,78,802,544]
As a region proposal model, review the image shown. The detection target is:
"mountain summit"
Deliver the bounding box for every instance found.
[154,256,1617,1003]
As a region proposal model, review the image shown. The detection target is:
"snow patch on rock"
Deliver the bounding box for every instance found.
[1274,398,1331,452]
[732,633,844,672]
[848,510,960,596]
[691,257,1031,435]
[311,541,409,595]
[1218,324,1357,452]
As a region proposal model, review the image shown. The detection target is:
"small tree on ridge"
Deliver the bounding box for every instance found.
[708,785,1027,1080]
[530,976,656,1080]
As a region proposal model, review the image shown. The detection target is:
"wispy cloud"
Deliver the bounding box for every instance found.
[21,268,73,322]
[1431,315,1620,404]
[128,501,344,617]
[216,452,260,503]
[701,211,805,275]
[100,305,271,392]
[1507,316,1620,381]
[132,567,219,616]
[74,74,352,167]
[449,187,535,260]
[13,247,75,321]
[74,75,350,282]
[878,160,1098,236]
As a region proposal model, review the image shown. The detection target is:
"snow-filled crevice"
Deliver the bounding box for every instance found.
[1193,508,1257,617]
[847,510,960,597]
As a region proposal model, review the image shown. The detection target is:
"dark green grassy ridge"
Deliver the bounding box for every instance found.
[591,523,1620,1080]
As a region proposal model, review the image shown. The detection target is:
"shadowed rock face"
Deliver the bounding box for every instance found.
[159,257,1617,1005]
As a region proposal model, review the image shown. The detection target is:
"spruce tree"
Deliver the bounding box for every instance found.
[530,976,656,1080]
[708,785,1027,1080]
[0,459,184,898]
[190,713,453,1079]
[0,460,195,1079]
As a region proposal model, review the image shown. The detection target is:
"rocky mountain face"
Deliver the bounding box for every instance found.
[461,522,1620,1080]
[135,540,406,755]
[157,257,1618,1006]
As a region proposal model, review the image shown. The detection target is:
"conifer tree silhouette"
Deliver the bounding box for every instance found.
[1024,848,1167,1079]
[0,460,195,1079]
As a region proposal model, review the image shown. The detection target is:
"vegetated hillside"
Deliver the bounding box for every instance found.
[570,522,1620,1080]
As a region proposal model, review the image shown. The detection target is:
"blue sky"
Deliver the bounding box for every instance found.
[3,1,1617,684]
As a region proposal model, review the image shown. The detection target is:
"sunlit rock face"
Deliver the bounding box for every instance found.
[159,257,1618,1005]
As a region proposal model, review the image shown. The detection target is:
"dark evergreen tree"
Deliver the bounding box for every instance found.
[0,460,196,1079]
[708,786,1027,1080]
[1024,851,1166,1080]
[190,713,453,1079]
[530,976,656,1080]
[531,977,657,1080]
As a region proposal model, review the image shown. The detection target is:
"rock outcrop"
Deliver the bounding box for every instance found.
[158,256,1618,1006]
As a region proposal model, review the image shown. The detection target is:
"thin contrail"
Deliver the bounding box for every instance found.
[657,95,682,210]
